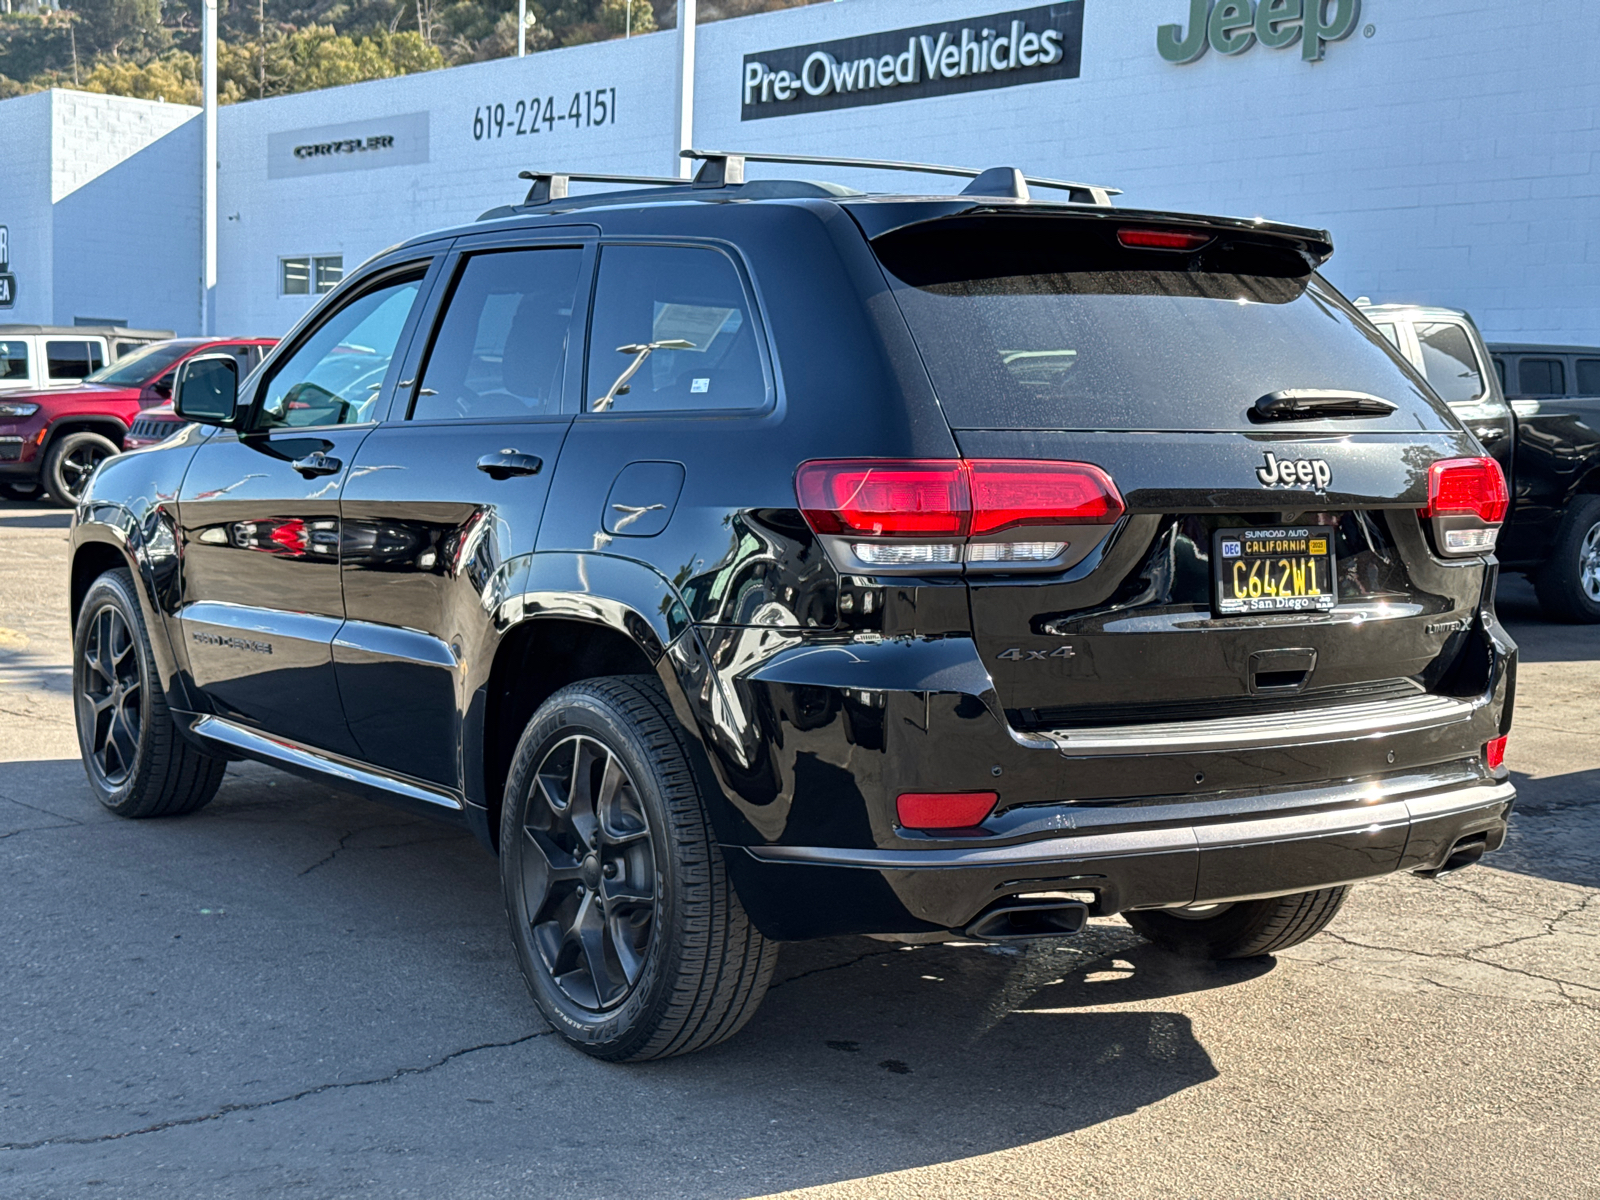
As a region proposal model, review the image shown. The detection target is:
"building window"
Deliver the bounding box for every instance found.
[282,255,343,296]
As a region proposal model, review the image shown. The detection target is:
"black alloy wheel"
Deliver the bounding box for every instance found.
[72,569,225,818]
[521,732,659,1011]
[1535,496,1600,623]
[44,430,119,506]
[78,602,144,787]
[501,675,777,1061]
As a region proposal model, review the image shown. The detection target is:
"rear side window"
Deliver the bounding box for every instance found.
[46,340,103,380]
[1518,358,1565,396]
[1577,359,1600,395]
[584,245,766,414]
[875,218,1449,432]
[1370,321,1403,352]
[413,248,583,421]
[1414,321,1484,403]
[0,340,27,381]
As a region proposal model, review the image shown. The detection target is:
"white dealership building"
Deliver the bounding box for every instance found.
[0,0,1595,344]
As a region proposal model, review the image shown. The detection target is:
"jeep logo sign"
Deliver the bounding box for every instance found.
[741,3,1084,121]
[1158,0,1361,64]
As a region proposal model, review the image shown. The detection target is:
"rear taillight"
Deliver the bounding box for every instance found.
[796,458,1125,572]
[896,791,997,831]
[1485,736,1507,770]
[1420,457,1509,556]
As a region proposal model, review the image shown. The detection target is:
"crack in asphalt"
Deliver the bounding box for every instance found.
[297,822,425,876]
[1318,889,1600,1005]
[0,822,79,840]
[0,1031,554,1154]
[768,946,905,991]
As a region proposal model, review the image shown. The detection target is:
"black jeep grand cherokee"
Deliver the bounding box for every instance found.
[69,152,1516,1061]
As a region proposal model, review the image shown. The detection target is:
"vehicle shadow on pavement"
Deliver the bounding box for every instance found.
[0,505,71,529]
[0,757,1252,1194]
[1497,767,1600,890]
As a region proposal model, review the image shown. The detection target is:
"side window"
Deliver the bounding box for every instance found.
[411,248,584,422]
[1518,358,1565,397]
[219,343,258,377]
[1492,356,1506,391]
[1414,321,1484,403]
[1370,321,1403,352]
[255,274,423,430]
[1576,359,1600,396]
[0,340,28,381]
[46,340,102,380]
[584,244,766,414]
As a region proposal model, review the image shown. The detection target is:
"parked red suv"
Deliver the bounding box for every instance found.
[0,337,276,504]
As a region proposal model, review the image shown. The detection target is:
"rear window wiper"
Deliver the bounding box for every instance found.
[1253,389,1398,420]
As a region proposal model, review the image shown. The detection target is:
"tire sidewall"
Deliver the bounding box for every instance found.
[500,683,689,1057]
[1540,496,1600,623]
[73,570,155,813]
[1563,502,1600,619]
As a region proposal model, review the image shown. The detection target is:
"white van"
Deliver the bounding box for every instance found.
[0,325,174,393]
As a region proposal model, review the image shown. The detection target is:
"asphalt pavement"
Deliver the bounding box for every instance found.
[1,499,1596,1199]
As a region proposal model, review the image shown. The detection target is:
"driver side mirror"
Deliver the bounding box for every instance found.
[173,354,239,426]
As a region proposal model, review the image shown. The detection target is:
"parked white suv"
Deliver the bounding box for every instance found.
[0,325,173,393]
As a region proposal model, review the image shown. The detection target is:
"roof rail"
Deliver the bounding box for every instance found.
[681,150,1120,206]
[518,169,691,205]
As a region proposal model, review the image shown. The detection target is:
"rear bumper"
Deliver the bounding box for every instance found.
[724,770,1514,938]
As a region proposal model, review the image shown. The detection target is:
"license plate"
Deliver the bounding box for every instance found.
[1213,527,1336,615]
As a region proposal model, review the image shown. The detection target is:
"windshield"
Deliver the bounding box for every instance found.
[876,217,1452,433]
[83,341,195,387]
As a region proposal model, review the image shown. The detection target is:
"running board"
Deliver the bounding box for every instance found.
[188,716,464,812]
[1039,694,1478,757]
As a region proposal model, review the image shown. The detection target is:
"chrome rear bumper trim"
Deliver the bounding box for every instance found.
[189,715,464,811]
[1039,693,1477,756]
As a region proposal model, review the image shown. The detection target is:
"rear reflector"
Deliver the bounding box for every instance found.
[1117,227,1214,251]
[1422,457,1509,524]
[896,791,998,830]
[1486,736,1507,770]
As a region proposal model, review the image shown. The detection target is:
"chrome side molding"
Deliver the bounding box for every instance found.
[189,715,464,812]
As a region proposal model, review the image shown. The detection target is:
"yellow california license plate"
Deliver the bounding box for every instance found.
[1213,527,1337,615]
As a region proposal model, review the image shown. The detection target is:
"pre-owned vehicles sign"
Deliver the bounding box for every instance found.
[740,3,1084,121]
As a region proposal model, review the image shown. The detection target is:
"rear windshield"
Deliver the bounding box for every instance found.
[875,217,1451,432]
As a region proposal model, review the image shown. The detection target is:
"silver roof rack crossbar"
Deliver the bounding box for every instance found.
[518,169,691,205]
[681,150,1120,206]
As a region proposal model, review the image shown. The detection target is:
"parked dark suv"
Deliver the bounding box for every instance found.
[68,153,1517,1061]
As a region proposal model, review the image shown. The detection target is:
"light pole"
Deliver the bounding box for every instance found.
[202,0,217,335]
[675,0,696,177]
[518,0,526,57]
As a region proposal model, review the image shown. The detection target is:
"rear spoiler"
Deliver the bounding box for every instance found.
[844,200,1335,266]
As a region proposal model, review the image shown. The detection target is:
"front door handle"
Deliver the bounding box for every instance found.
[291,450,342,478]
[477,449,543,480]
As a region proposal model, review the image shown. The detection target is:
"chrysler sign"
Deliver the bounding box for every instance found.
[741,3,1084,121]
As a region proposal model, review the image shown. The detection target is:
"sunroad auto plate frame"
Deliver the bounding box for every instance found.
[1213,527,1337,616]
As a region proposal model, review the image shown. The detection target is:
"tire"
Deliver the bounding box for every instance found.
[73,568,225,818]
[1124,886,1351,959]
[500,675,777,1061]
[43,430,119,506]
[0,482,42,501]
[1533,495,1600,623]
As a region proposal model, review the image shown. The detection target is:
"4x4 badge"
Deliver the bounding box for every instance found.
[1257,452,1332,490]
[997,646,1076,661]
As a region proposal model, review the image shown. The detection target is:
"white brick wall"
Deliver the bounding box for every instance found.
[10,0,1600,344]
[0,92,57,325]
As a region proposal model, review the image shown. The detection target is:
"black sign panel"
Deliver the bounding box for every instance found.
[0,274,14,310]
[741,3,1084,121]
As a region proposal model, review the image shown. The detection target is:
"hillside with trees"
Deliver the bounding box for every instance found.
[0,0,824,104]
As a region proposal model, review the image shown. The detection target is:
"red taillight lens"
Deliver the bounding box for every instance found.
[967,460,1125,535]
[796,459,968,537]
[896,791,997,830]
[1423,457,1509,524]
[796,459,1124,541]
[1117,227,1214,251]
[1486,736,1507,770]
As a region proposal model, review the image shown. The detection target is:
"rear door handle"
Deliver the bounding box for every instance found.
[291,451,342,478]
[476,449,543,480]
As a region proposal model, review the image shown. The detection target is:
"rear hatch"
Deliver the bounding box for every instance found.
[863,207,1495,730]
